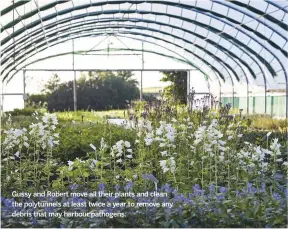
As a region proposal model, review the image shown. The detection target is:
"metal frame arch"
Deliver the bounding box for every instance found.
[265,0,288,14]
[1,25,240,86]
[212,0,287,40]
[1,19,248,84]
[1,0,286,90]
[4,38,211,93]
[2,0,287,53]
[2,14,270,91]
[2,30,225,87]
[1,16,264,85]
[1,7,281,80]
[228,0,288,30]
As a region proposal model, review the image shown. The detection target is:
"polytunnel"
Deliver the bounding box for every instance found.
[1,0,287,118]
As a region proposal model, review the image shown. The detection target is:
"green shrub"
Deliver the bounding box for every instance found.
[8,107,41,116]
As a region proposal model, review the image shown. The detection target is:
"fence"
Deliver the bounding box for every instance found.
[221,95,286,118]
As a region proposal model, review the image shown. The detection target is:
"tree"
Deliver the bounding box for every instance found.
[41,73,61,94]
[46,71,140,111]
[160,71,187,105]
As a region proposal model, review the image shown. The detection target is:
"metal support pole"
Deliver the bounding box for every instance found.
[219,86,222,106]
[72,40,77,111]
[140,41,144,101]
[264,84,267,114]
[247,83,249,115]
[232,87,235,109]
[23,70,26,108]
[187,70,190,105]
[1,83,4,113]
[278,81,288,121]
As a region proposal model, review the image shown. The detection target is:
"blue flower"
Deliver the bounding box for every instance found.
[98,183,105,191]
[209,184,216,193]
[32,218,38,226]
[272,192,282,201]
[142,174,158,183]
[219,186,227,193]
[161,184,172,193]
[125,181,133,191]
[70,184,79,190]
[261,183,266,192]
[114,184,120,191]
[2,198,14,207]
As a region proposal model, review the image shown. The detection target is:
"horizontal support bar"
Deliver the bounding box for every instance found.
[79,54,142,56]
[1,93,24,95]
[18,69,197,72]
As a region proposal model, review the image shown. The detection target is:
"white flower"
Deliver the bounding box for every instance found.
[238,134,243,138]
[14,151,20,158]
[126,155,133,159]
[115,175,120,179]
[218,140,226,146]
[160,151,168,156]
[156,129,163,135]
[116,158,123,163]
[90,143,96,151]
[42,115,49,124]
[127,149,132,153]
[266,132,272,137]
[282,161,288,166]
[159,160,168,173]
[228,136,233,140]
[90,160,98,169]
[219,155,225,162]
[124,141,131,148]
[23,142,29,148]
[159,142,166,147]
[133,174,138,179]
[100,138,107,150]
[145,138,153,146]
[169,157,176,173]
[68,160,74,167]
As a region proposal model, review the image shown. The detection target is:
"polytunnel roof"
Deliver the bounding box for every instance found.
[1,0,288,89]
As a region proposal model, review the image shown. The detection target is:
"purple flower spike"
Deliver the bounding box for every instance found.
[98,183,106,191]
[219,186,227,193]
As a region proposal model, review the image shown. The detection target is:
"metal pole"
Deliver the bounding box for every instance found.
[140,41,144,101]
[264,84,267,114]
[247,82,249,115]
[1,83,4,113]
[23,70,26,108]
[219,85,221,106]
[72,40,77,111]
[232,87,235,109]
[187,70,190,105]
[0,84,3,115]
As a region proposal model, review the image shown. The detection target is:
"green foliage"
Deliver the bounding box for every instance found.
[41,73,61,94]
[26,94,48,108]
[54,122,136,162]
[160,71,187,104]
[46,71,139,111]
[1,109,287,228]
[7,107,42,116]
